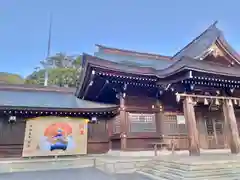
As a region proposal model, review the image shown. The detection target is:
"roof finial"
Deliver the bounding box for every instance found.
[213,20,218,26]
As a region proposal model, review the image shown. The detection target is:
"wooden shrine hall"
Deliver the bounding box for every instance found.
[1,21,240,158]
[76,21,240,156]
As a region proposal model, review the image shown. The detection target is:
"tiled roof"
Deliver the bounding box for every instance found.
[0,83,76,93]
[0,89,117,110]
[96,44,171,60]
[94,51,173,70]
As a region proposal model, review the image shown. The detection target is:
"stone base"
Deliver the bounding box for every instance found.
[138,154,240,180]
[95,157,151,174]
[107,148,231,157]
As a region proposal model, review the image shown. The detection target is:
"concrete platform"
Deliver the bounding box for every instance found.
[0,168,153,180]
[0,156,95,173]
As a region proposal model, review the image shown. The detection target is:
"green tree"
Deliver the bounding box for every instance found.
[0,72,25,84]
[25,53,82,87]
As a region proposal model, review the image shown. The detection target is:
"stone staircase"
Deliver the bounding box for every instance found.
[138,156,240,180]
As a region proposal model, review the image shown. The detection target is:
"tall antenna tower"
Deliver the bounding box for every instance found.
[43,14,53,86]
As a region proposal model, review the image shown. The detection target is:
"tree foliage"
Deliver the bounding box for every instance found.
[0,72,25,84]
[25,53,82,87]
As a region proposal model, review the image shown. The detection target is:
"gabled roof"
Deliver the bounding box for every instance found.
[172,21,240,64]
[0,89,117,111]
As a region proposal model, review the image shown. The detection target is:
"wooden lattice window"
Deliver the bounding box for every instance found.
[215,119,223,135]
[113,115,121,134]
[128,113,156,133]
[163,113,187,135]
[206,118,214,135]
[88,120,107,139]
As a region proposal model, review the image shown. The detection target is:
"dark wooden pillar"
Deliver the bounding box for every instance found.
[156,100,164,135]
[222,99,240,154]
[183,97,200,156]
[119,93,127,150]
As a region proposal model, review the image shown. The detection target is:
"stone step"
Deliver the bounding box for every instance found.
[152,160,240,170]
[148,164,240,176]
[137,171,166,180]
[140,168,240,180]
[138,169,183,180]
[140,160,240,180]
[152,164,240,175]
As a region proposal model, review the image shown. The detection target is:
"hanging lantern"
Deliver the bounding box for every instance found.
[215,99,220,106]
[204,98,209,105]
[176,93,180,102]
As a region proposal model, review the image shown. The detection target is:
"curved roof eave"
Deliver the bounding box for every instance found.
[159,56,240,78]
[216,34,240,64]
[83,54,240,80]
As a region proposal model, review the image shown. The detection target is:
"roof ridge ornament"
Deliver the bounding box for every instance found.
[212,20,218,27]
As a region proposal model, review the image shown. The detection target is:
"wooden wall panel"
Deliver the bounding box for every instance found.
[87,141,109,154]
[126,138,161,150]
[112,115,121,134]
[111,139,121,150]
[125,96,156,109]
[0,116,26,157]
[87,119,110,153]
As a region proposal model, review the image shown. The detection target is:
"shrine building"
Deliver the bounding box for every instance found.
[1,21,240,157]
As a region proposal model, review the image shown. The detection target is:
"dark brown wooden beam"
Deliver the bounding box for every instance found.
[82,70,95,99]
[95,80,109,99]
[183,97,200,156]
[156,99,163,135]
[222,99,240,154]
[119,93,127,150]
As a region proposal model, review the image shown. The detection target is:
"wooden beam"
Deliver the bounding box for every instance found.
[82,70,95,99]
[95,80,109,99]
[183,97,200,156]
[222,99,240,154]
[177,93,240,101]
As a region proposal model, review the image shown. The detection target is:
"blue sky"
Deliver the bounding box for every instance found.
[1,0,240,77]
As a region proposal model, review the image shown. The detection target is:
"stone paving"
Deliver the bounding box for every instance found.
[0,168,153,180]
